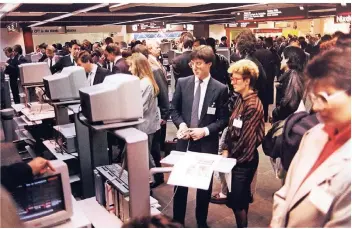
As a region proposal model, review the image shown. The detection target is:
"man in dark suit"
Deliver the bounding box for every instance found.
[4,45,28,104]
[104,43,130,74]
[170,45,229,227]
[51,41,81,74]
[38,43,48,62]
[218,36,228,47]
[171,36,194,87]
[76,51,111,85]
[42,45,61,74]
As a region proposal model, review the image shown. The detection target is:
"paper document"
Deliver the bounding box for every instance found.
[167,152,221,190]
[213,158,237,173]
[160,150,185,165]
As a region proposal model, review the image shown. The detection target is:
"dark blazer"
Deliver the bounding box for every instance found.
[4,55,28,80]
[171,51,193,86]
[51,55,74,73]
[93,66,112,85]
[38,53,47,62]
[152,67,170,120]
[170,76,229,154]
[112,58,131,74]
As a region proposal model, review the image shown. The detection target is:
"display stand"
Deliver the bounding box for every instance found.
[50,100,81,125]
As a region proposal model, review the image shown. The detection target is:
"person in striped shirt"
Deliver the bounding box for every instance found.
[222,59,265,228]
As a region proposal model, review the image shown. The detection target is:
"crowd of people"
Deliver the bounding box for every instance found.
[1,28,351,228]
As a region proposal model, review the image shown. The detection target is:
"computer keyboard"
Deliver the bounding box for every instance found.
[96,164,129,196]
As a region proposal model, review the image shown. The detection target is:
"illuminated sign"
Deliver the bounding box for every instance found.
[236,7,307,22]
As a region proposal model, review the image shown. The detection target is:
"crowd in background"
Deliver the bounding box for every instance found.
[1,28,351,228]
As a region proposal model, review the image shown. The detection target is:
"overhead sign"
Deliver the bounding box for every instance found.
[32,26,66,34]
[235,7,307,22]
[335,3,351,24]
[7,22,20,32]
[225,21,258,28]
[253,28,282,33]
[126,22,166,33]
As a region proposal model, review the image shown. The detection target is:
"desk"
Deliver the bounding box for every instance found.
[54,196,91,228]
[77,197,123,228]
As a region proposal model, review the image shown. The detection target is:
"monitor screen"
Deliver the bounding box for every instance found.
[11,174,65,222]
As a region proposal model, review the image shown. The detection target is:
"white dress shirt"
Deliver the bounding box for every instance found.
[109,56,123,72]
[70,55,77,66]
[47,57,56,67]
[87,64,98,86]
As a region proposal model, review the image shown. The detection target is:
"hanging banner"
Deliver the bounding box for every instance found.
[235,7,307,22]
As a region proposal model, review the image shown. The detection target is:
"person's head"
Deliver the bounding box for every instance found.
[122,215,183,228]
[142,40,146,46]
[205,37,216,54]
[315,33,321,39]
[45,45,56,59]
[13,44,23,55]
[321,34,332,43]
[127,52,159,96]
[221,36,227,43]
[332,31,344,39]
[120,41,128,49]
[308,36,318,45]
[276,37,283,45]
[305,47,351,128]
[3,47,13,58]
[69,41,81,58]
[92,42,101,51]
[320,38,337,52]
[82,39,92,50]
[39,43,47,54]
[104,43,121,61]
[76,51,93,73]
[264,37,273,48]
[56,43,63,51]
[282,46,307,72]
[35,45,41,53]
[235,30,256,57]
[146,40,161,58]
[132,44,149,58]
[255,39,264,49]
[289,37,300,48]
[189,45,214,80]
[193,38,206,48]
[180,31,193,44]
[215,39,219,45]
[105,37,113,46]
[91,48,103,64]
[336,33,351,48]
[183,36,194,50]
[122,50,132,59]
[227,59,259,95]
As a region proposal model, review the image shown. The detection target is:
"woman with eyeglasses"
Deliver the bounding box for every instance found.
[271,47,351,227]
[222,59,265,228]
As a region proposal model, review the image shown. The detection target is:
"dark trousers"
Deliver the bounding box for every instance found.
[173,177,213,226]
[159,123,167,152]
[151,127,164,182]
[263,101,269,122]
[10,77,20,104]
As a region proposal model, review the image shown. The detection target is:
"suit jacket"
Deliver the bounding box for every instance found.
[51,55,74,74]
[4,55,28,80]
[271,124,351,228]
[93,66,111,85]
[171,51,193,86]
[38,53,47,62]
[152,66,170,121]
[112,58,131,74]
[43,56,62,74]
[170,76,229,154]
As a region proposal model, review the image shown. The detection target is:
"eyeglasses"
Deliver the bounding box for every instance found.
[231,77,243,83]
[310,90,347,107]
[189,61,205,68]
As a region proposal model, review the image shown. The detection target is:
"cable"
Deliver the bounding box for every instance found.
[161,186,178,213]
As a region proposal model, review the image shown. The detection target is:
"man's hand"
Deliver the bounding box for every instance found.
[28,157,55,176]
[177,123,190,140]
[189,128,206,141]
[221,150,229,158]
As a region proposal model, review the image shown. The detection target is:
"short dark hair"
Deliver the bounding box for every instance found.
[221,36,227,42]
[122,50,132,59]
[264,37,273,47]
[305,47,351,95]
[132,44,149,58]
[3,47,12,53]
[69,40,80,48]
[190,45,215,63]
[235,30,256,56]
[195,37,206,45]
[283,46,306,72]
[39,43,47,49]
[289,37,298,45]
[56,43,63,50]
[183,36,194,49]
[13,45,23,55]
[77,51,92,63]
[332,31,344,39]
[105,43,121,56]
[321,34,332,43]
[336,33,351,48]
[205,37,216,53]
[105,37,113,45]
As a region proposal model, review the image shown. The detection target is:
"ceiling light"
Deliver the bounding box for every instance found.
[299,6,304,10]
[341,3,347,6]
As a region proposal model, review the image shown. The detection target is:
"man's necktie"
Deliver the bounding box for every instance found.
[190,79,203,128]
[50,58,53,68]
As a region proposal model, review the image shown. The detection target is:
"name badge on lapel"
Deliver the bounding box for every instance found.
[207,102,216,115]
[233,116,243,128]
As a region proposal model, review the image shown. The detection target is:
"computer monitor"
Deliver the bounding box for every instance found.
[43,66,89,101]
[19,62,52,85]
[216,48,230,63]
[79,73,143,124]
[30,53,43,63]
[11,160,73,228]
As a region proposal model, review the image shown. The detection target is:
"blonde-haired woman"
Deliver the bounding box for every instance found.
[128,53,160,169]
[222,59,265,228]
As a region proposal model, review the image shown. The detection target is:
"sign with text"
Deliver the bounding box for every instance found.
[225,21,258,28]
[126,22,166,33]
[253,28,282,33]
[235,7,307,22]
[335,3,351,23]
[32,26,66,34]
[7,22,20,33]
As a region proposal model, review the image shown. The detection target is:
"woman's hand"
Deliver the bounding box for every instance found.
[221,150,229,158]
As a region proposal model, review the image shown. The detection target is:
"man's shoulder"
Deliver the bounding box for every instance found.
[178,75,194,84]
[97,66,110,74]
[210,77,227,91]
